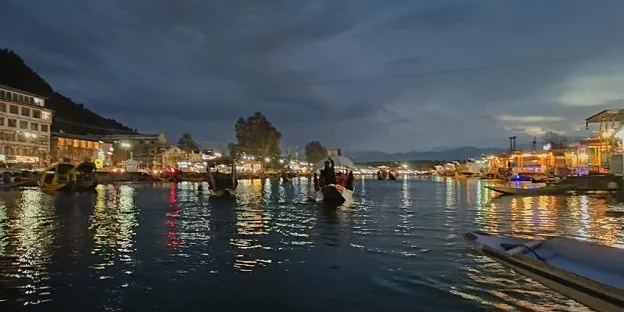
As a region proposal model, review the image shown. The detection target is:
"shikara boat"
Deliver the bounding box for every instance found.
[207,160,237,198]
[73,161,98,191]
[464,231,624,312]
[40,161,77,192]
[486,185,573,196]
[314,156,356,208]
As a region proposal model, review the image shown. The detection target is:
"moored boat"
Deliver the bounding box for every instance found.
[486,185,573,196]
[73,160,98,191]
[464,231,624,312]
[207,159,237,198]
[40,161,77,192]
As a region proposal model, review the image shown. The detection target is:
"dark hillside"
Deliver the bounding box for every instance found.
[0,49,134,134]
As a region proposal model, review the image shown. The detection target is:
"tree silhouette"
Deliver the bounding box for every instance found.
[542,131,568,149]
[230,112,281,159]
[304,141,328,163]
[177,133,199,152]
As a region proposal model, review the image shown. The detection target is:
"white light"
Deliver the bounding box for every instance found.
[279,159,284,164]
[264,157,271,163]
[617,129,624,140]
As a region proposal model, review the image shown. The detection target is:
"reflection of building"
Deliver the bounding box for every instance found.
[0,85,53,165]
[96,133,168,168]
[50,132,114,166]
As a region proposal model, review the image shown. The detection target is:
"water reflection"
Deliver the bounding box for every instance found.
[0,177,623,311]
[1,190,56,305]
[89,185,138,280]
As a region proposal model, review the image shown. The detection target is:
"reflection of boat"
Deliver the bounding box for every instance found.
[40,162,77,192]
[316,184,354,207]
[464,231,624,312]
[486,185,573,196]
[210,188,236,198]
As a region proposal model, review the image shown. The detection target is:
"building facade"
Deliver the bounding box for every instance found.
[96,133,168,168]
[50,132,114,167]
[0,85,53,165]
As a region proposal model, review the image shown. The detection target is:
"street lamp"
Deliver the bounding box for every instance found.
[121,142,132,160]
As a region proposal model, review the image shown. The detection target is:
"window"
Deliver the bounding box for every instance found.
[58,137,65,147]
[11,93,17,101]
[41,124,48,132]
[0,103,5,112]
[30,123,38,131]
[0,118,3,126]
[41,111,51,120]
[18,95,23,103]
[8,119,16,128]
[21,107,30,117]
[6,92,12,100]
[19,120,27,129]
[73,140,80,148]
[9,105,18,114]
[29,97,34,104]
[0,91,4,98]
[32,110,41,118]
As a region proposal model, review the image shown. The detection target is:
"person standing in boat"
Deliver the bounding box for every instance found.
[323,158,336,185]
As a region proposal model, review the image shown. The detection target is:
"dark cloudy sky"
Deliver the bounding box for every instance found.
[2,0,624,152]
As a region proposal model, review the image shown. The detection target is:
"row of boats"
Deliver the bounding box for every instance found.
[39,159,98,192]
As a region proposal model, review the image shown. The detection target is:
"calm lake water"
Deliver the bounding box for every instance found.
[1,177,623,311]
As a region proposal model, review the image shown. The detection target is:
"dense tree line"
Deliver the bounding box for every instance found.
[0,49,134,135]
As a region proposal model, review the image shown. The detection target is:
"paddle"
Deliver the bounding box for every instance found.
[500,243,547,263]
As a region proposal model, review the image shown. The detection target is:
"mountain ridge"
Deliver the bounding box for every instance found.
[0,49,135,135]
[343,146,506,162]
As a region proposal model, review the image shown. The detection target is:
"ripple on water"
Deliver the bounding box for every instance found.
[0,178,622,311]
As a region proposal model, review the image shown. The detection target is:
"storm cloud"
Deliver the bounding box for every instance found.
[2,0,624,151]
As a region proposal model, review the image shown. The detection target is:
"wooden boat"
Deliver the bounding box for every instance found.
[314,156,356,208]
[464,231,624,312]
[73,161,98,191]
[207,160,237,198]
[486,185,573,196]
[40,162,77,192]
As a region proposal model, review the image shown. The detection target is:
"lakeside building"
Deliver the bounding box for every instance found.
[95,133,168,168]
[581,109,624,174]
[50,132,114,168]
[0,85,53,165]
